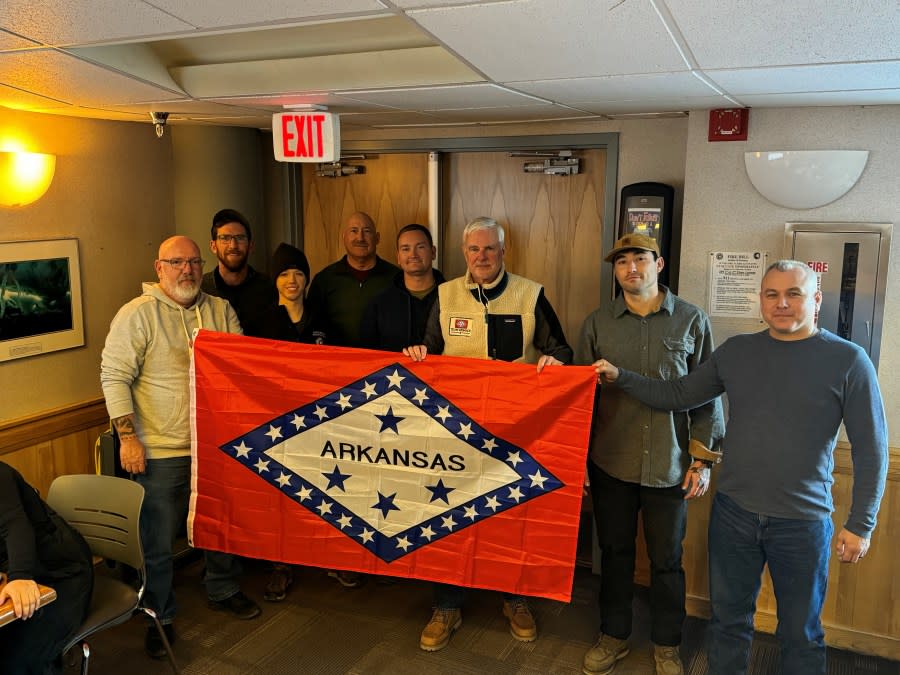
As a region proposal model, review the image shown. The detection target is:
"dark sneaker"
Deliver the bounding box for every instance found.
[420,608,462,651]
[264,564,293,602]
[328,570,363,588]
[583,633,629,675]
[653,645,684,675]
[207,591,261,620]
[145,624,176,660]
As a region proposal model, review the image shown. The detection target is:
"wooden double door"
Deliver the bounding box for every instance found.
[301,148,607,348]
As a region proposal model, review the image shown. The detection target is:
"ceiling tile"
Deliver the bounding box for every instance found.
[667,0,900,69]
[510,72,719,103]
[110,100,265,116]
[434,104,592,123]
[569,96,734,114]
[25,105,149,121]
[336,110,443,127]
[148,0,387,29]
[708,62,900,95]
[737,90,900,107]
[0,82,69,109]
[0,0,193,46]
[206,93,393,113]
[408,0,686,81]
[0,50,185,106]
[338,84,547,110]
[0,28,40,50]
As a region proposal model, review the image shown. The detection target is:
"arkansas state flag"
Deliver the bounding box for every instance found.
[189,330,596,602]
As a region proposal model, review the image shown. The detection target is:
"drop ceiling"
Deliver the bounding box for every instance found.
[1,0,898,131]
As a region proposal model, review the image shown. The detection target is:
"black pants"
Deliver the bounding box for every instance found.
[589,462,687,647]
[2,516,94,675]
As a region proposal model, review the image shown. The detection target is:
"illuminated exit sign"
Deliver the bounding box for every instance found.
[272,112,340,162]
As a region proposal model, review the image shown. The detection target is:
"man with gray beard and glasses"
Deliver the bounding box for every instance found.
[101,236,261,661]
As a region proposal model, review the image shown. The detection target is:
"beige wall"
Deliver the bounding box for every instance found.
[0,109,174,422]
[171,125,269,269]
[677,105,899,445]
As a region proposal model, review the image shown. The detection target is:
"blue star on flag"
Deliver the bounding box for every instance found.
[322,465,352,491]
[425,479,455,504]
[372,491,401,518]
[375,406,404,434]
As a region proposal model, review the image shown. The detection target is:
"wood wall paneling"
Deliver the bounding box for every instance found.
[301,153,429,277]
[441,150,606,346]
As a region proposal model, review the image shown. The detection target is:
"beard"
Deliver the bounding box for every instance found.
[218,249,249,273]
[162,276,200,304]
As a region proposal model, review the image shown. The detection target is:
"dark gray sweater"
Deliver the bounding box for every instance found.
[616,329,887,538]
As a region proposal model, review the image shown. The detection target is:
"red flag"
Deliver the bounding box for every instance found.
[189,330,595,602]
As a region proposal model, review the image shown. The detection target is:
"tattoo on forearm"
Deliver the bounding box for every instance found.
[112,415,137,439]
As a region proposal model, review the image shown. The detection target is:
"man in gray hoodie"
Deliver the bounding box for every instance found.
[101,235,261,660]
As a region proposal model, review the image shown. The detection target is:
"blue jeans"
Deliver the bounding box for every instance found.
[136,457,243,624]
[589,462,687,646]
[708,492,831,675]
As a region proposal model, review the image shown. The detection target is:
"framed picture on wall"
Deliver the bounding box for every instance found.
[0,238,84,362]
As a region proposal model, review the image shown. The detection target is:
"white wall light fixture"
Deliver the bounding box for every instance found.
[744,150,869,209]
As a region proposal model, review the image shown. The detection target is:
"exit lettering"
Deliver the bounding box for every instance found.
[272,112,340,163]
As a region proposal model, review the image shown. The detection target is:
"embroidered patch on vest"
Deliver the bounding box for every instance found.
[448,317,473,337]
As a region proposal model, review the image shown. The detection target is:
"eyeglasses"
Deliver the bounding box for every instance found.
[216,234,249,244]
[159,258,205,269]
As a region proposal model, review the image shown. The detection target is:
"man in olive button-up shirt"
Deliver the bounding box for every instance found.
[576,234,724,675]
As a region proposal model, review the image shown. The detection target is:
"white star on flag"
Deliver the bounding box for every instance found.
[233,441,251,458]
[508,486,524,503]
[314,405,328,420]
[507,451,523,467]
[529,470,548,489]
[337,393,353,410]
[290,414,305,430]
[457,422,473,439]
[441,515,456,531]
[412,388,429,404]
[361,381,378,399]
[485,495,501,512]
[386,370,405,388]
[435,405,452,422]
[464,505,479,521]
[360,528,375,544]
[396,536,412,551]
[337,514,353,529]
[254,458,270,473]
[296,486,312,501]
[482,437,497,451]
[276,472,292,487]
[265,425,282,442]
[420,525,436,541]
[317,500,333,516]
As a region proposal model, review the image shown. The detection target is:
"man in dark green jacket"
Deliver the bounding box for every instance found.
[307,211,399,347]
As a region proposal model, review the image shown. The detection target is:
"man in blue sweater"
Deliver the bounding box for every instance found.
[591,260,887,675]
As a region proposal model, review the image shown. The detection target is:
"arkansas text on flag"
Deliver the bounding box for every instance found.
[189,330,596,601]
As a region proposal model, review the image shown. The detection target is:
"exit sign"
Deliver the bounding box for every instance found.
[272,112,340,162]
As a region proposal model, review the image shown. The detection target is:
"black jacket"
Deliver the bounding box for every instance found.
[201,266,277,337]
[256,304,323,344]
[360,269,446,352]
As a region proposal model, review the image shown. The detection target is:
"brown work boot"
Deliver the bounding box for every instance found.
[420,607,462,651]
[502,598,537,642]
[653,644,683,675]
[583,633,629,674]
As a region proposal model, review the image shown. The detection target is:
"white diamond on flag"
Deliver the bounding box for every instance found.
[218,363,562,562]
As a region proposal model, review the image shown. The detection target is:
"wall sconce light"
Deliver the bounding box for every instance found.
[0,150,57,207]
[744,150,869,209]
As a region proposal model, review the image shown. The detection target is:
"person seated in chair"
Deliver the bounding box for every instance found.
[0,461,94,675]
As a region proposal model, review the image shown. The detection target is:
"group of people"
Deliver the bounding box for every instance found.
[6,207,883,674]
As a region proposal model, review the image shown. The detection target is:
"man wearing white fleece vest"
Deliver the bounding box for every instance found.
[404,216,572,652]
[101,236,261,661]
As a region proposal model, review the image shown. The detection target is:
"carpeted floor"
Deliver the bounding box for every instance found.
[75,556,898,674]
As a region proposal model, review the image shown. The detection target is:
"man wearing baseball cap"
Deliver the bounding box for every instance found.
[577,233,724,675]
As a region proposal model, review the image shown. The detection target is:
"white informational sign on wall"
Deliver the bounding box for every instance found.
[708,251,767,319]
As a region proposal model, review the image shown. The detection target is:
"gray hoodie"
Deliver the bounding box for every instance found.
[101,283,241,459]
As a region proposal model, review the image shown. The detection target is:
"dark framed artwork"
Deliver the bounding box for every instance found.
[0,238,84,362]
